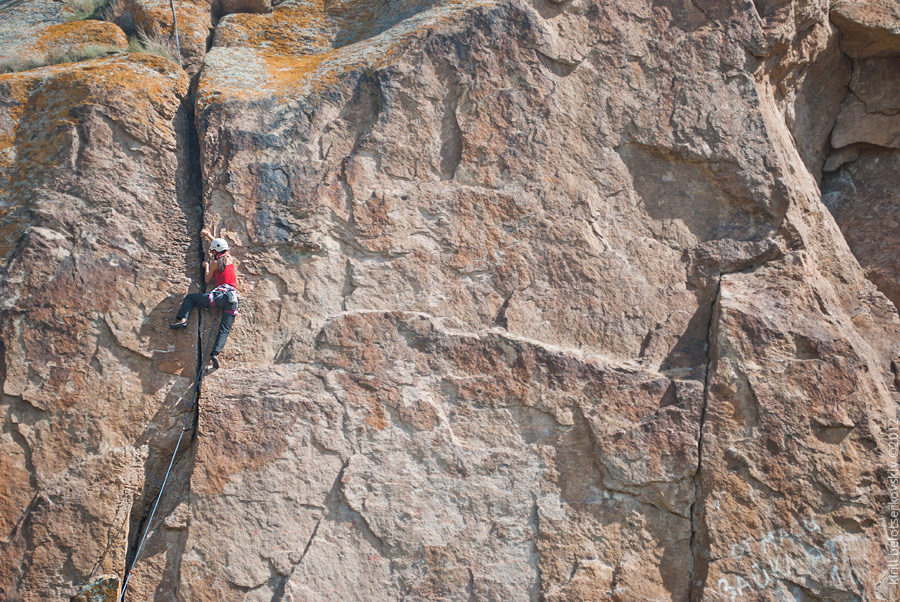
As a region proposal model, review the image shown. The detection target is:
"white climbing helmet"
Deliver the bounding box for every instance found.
[210,238,229,254]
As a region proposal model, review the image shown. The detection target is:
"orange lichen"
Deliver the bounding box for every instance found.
[0,54,187,262]
[197,0,497,108]
[215,2,331,57]
[0,76,36,168]
[31,20,129,54]
[127,0,211,37]
[0,72,43,260]
[262,50,330,86]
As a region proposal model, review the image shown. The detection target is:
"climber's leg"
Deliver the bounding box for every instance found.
[171,293,208,328]
[210,311,235,360]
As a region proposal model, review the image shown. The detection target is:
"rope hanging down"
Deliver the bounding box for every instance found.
[170,0,182,69]
[117,316,217,602]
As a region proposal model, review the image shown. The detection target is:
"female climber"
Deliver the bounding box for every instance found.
[170,228,238,370]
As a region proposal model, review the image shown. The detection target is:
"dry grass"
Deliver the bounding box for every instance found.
[0,36,179,75]
[132,28,180,65]
[0,55,47,75]
[127,37,144,53]
[101,0,129,22]
[64,0,108,21]
[55,43,118,62]
[0,2,181,76]
[0,44,119,74]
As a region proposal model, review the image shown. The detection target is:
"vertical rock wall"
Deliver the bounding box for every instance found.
[821,1,900,322]
[0,54,198,600]
[0,0,898,600]
[182,0,900,599]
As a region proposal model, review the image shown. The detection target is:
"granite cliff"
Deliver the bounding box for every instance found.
[1,0,899,600]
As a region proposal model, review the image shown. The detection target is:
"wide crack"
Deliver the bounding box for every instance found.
[118,73,207,599]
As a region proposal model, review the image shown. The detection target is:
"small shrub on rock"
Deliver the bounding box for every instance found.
[132,28,179,65]
[65,0,109,21]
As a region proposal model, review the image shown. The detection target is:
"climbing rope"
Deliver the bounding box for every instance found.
[169,0,182,69]
[117,314,218,602]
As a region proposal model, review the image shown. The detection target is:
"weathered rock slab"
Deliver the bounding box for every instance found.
[831,0,900,58]
[0,54,197,601]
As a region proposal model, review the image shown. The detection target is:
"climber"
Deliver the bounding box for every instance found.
[170,228,238,370]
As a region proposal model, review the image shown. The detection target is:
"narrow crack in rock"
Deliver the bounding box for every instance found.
[271,458,352,601]
[120,73,207,595]
[688,272,721,600]
[87,490,131,580]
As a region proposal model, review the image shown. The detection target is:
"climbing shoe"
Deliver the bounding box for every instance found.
[210,354,220,370]
[170,320,187,329]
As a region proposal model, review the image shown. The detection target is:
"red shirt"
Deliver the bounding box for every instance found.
[214,263,237,288]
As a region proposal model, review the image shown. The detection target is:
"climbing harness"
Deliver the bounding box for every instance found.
[117,316,218,602]
[208,283,239,315]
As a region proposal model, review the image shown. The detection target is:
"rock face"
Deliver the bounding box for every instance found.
[0,52,198,601]
[1,1,900,601]
[831,0,900,58]
[822,3,900,324]
[0,0,68,66]
[117,0,217,74]
[72,575,120,602]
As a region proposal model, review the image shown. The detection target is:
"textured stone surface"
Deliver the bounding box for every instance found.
[1,1,899,601]
[695,251,898,601]
[183,0,900,599]
[0,54,197,601]
[0,0,68,64]
[830,53,900,153]
[823,8,900,342]
[831,0,900,58]
[182,311,704,600]
[71,575,120,602]
[823,148,900,312]
[0,5,130,72]
[832,95,900,150]
[28,20,129,56]
[119,0,216,74]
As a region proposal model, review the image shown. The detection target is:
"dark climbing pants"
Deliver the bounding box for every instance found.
[176,292,236,355]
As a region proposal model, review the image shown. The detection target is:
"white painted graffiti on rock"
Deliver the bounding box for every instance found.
[713,518,865,599]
